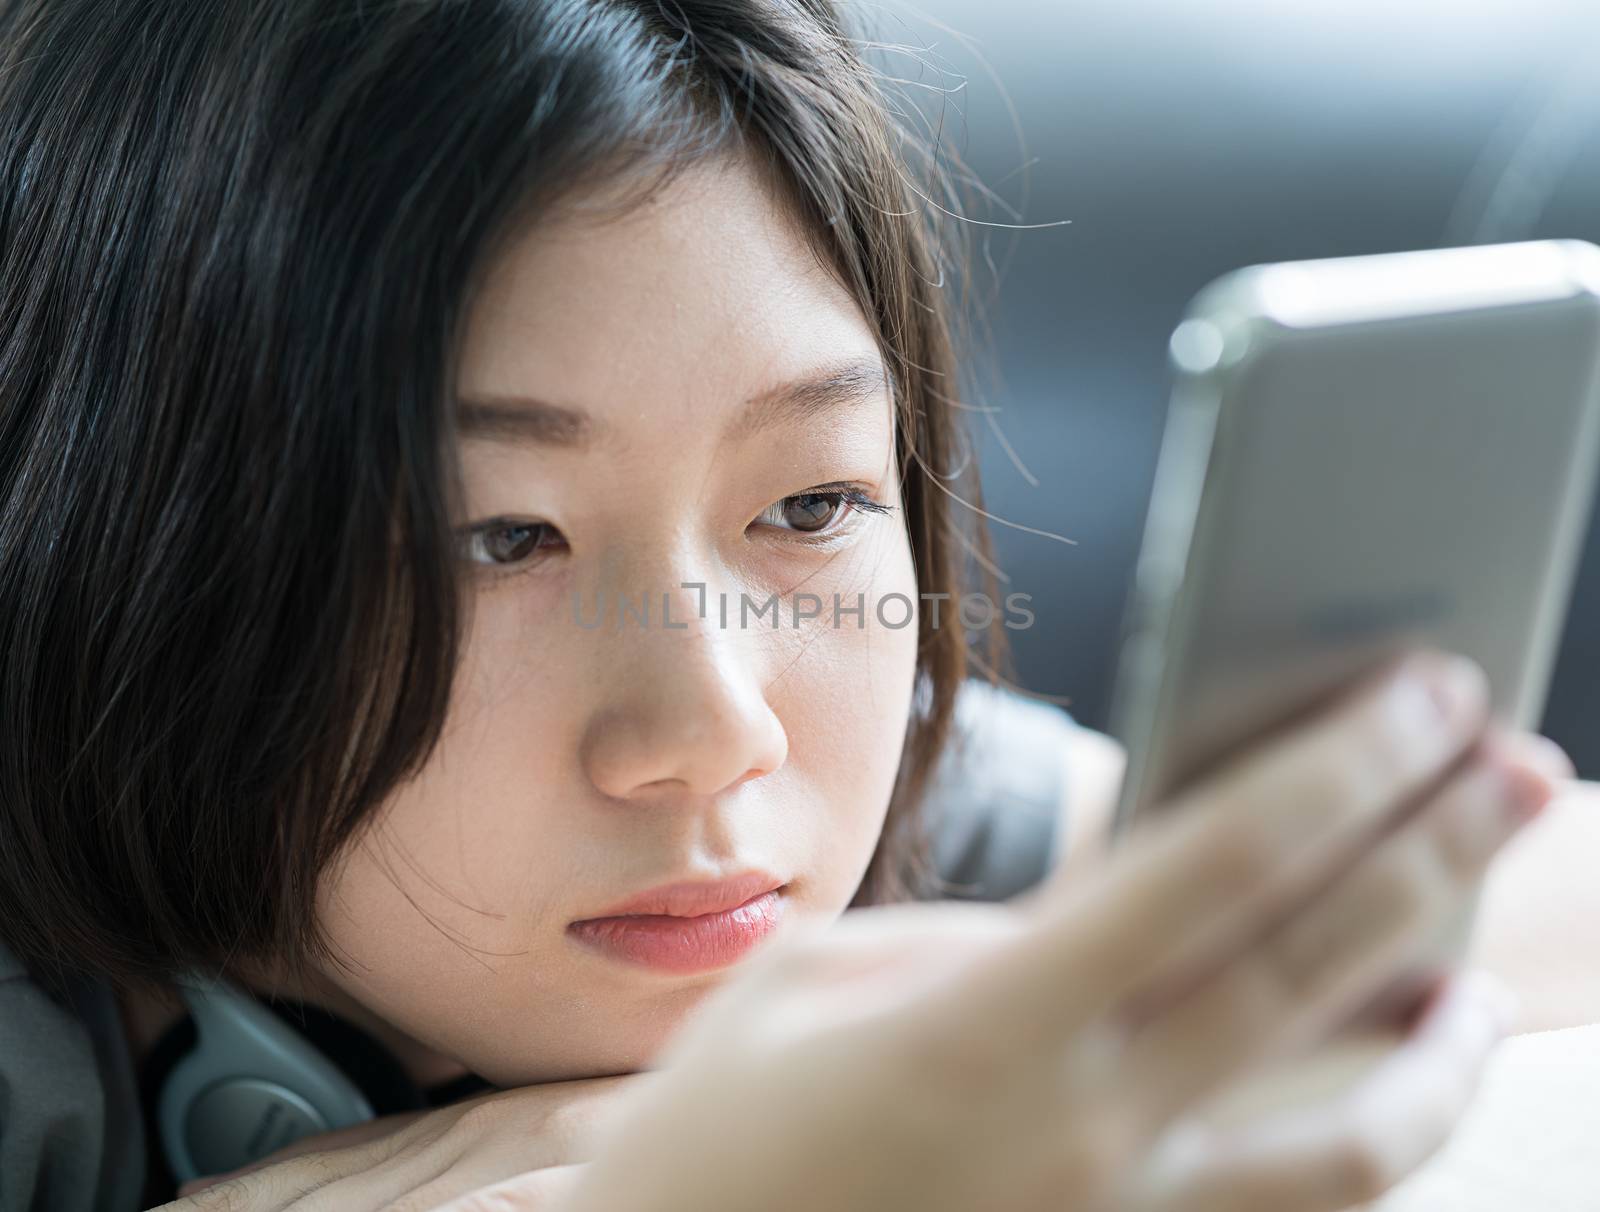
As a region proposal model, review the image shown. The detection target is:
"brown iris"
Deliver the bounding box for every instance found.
[780,492,842,533]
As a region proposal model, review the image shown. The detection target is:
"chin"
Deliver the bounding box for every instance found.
[472,1034,676,1087]
[468,978,736,1087]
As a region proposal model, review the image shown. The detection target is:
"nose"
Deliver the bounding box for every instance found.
[579,584,789,801]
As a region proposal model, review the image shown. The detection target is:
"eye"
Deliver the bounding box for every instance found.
[775,492,844,533]
[753,483,895,538]
[459,519,567,570]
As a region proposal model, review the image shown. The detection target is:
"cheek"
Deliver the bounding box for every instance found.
[306,785,601,1082]
[307,626,588,1012]
[299,520,924,1080]
[778,525,921,901]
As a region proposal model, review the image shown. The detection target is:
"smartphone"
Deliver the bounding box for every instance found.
[1103,239,1600,1120]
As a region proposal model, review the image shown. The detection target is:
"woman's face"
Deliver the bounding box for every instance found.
[308,152,920,1086]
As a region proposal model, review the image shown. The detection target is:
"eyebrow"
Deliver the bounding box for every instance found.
[453,354,892,451]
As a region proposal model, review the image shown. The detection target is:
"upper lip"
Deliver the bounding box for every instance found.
[573,870,786,920]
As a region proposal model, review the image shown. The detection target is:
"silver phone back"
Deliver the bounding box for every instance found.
[1109,240,1600,830]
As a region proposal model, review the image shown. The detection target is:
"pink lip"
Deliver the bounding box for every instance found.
[568,872,788,974]
[576,871,786,920]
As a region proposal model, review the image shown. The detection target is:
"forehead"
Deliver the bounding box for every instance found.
[455,152,881,436]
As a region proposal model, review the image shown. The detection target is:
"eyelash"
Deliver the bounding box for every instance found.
[457,482,896,575]
[752,482,896,543]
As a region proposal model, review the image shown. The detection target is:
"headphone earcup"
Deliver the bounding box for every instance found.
[257,999,428,1116]
[147,978,422,1186]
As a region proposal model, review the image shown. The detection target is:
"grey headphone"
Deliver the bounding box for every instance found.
[156,973,376,1185]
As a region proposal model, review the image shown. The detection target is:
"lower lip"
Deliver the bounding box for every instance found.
[567,888,787,974]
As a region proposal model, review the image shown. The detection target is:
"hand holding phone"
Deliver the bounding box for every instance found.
[1103,239,1600,1129]
[548,653,1554,1212]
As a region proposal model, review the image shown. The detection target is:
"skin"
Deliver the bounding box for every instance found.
[158,733,1113,1204]
[282,148,927,1086]
[161,717,1592,1210]
[125,147,923,1090]
[1467,775,1600,1032]
[134,145,1600,1208]
[481,654,1570,1212]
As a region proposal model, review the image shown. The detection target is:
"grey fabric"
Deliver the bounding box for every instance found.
[924,677,1077,902]
[0,675,1071,1210]
[0,945,144,1212]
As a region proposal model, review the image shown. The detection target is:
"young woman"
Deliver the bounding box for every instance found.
[0,1,1574,1209]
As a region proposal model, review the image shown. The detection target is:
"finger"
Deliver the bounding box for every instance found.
[1495,728,1576,783]
[172,1121,433,1212]
[1344,722,1570,1036]
[1132,970,1511,1212]
[280,1139,458,1212]
[264,1081,644,1212]
[662,900,1024,1061]
[927,649,1490,1049]
[747,899,1019,990]
[173,1110,432,1198]
[175,1174,231,1198]
[425,1163,587,1212]
[1127,723,1546,1031]
[1115,739,1541,1129]
[170,1147,355,1211]
[275,1095,542,1212]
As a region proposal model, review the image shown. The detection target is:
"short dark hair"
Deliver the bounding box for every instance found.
[0,0,1013,1000]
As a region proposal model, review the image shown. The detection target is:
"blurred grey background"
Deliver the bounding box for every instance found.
[871,0,1600,776]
